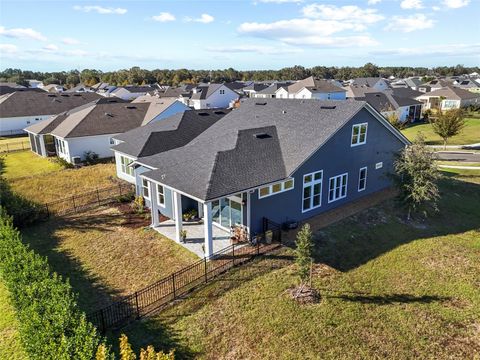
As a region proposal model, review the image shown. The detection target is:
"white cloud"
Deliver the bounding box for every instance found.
[367,0,382,4]
[385,14,434,32]
[43,44,58,51]
[442,0,470,8]
[400,0,424,9]
[206,44,303,55]
[0,26,47,41]
[257,0,303,3]
[371,43,480,57]
[0,43,17,53]
[73,5,127,15]
[62,37,80,45]
[152,12,176,22]
[185,13,214,23]
[301,4,384,23]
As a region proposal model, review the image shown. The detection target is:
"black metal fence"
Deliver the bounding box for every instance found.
[88,236,281,333]
[0,140,30,153]
[41,183,134,217]
[262,217,283,243]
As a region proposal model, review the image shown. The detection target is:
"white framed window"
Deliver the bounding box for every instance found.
[358,167,367,192]
[302,171,323,212]
[141,179,150,199]
[120,155,134,177]
[109,137,115,145]
[375,162,383,170]
[258,178,294,199]
[351,123,368,147]
[157,184,165,207]
[328,173,348,203]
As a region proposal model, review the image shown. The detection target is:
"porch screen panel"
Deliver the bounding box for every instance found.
[29,133,37,153]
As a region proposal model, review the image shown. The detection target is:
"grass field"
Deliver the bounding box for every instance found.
[0,135,30,152]
[0,150,63,179]
[9,162,116,204]
[115,172,480,359]
[401,118,480,145]
[0,280,27,360]
[21,206,198,312]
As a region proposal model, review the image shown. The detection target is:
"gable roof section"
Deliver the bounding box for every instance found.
[356,92,422,112]
[191,84,226,100]
[139,99,407,201]
[0,91,101,118]
[112,109,230,157]
[417,86,480,100]
[351,77,385,88]
[288,77,345,95]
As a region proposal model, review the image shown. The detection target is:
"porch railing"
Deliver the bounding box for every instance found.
[262,217,283,243]
[88,237,281,333]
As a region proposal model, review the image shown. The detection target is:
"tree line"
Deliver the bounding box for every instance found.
[1,63,478,88]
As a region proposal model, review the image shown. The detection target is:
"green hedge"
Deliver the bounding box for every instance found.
[0,207,111,359]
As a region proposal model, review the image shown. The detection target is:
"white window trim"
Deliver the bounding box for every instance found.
[351,123,368,147]
[156,183,165,208]
[375,162,383,170]
[258,178,295,199]
[328,173,348,203]
[358,167,367,192]
[302,170,323,213]
[120,155,135,177]
[141,179,150,200]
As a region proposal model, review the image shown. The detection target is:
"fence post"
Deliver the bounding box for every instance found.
[44,203,50,219]
[172,273,176,299]
[97,189,101,205]
[232,244,235,266]
[204,257,208,283]
[22,142,25,150]
[135,292,140,319]
[6,144,8,152]
[100,308,106,334]
[119,183,123,196]
[257,238,260,256]
[72,195,77,212]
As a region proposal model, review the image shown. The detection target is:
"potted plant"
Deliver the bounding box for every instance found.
[180,229,187,243]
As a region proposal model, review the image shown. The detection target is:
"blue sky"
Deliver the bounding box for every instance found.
[0,0,478,71]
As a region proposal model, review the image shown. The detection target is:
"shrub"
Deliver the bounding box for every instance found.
[131,195,145,214]
[295,223,314,284]
[84,151,99,165]
[0,207,110,359]
[52,156,74,169]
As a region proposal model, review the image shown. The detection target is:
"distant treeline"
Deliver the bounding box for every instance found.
[1,63,479,88]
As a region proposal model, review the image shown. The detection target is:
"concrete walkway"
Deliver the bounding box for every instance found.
[428,143,480,150]
[434,151,480,162]
[438,165,480,170]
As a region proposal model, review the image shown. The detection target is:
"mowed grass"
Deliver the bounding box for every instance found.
[21,206,198,312]
[0,280,27,360]
[401,118,480,145]
[0,150,62,180]
[0,135,30,152]
[9,161,116,204]
[117,174,480,359]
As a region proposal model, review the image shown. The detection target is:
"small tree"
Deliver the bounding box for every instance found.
[295,223,314,284]
[391,135,440,220]
[386,110,404,130]
[430,108,466,149]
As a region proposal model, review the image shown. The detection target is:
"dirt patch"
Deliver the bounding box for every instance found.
[312,263,338,278]
[113,203,151,228]
[287,284,320,305]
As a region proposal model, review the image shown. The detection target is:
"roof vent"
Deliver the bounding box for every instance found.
[254,133,272,139]
[47,94,56,97]
[282,110,287,114]
[214,110,225,115]
[320,105,336,109]
[375,94,381,97]
[198,112,210,116]
[107,99,118,103]
[126,105,137,109]
[60,94,69,97]
[73,94,82,96]
[105,112,114,117]
[255,102,267,105]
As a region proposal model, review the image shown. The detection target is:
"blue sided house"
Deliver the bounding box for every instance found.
[111,99,409,258]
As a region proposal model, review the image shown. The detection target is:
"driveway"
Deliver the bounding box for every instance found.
[434,151,480,162]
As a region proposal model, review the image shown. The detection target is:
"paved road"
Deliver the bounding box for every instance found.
[434,151,480,162]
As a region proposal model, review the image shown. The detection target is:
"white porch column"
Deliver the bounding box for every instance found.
[246,191,251,236]
[149,182,160,227]
[203,202,213,259]
[173,191,183,242]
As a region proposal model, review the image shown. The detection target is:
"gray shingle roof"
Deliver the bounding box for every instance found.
[288,77,345,94]
[0,91,101,118]
[138,99,371,201]
[356,92,422,112]
[112,109,230,157]
[418,86,480,100]
[190,84,224,100]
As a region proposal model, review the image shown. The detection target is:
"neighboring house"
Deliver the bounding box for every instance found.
[242,83,270,97]
[109,85,156,100]
[454,79,480,93]
[416,86,480,110]
[28,80,43,88]
[349,77,390,92]
[183,83,239,109]
[41,84,66,93]
[24,97,190,162]
[65,83,95,93]
[285,77,346,100]
[419,79,450,92]
[390,77,423,90]
[112,98,409,257]
[343,84,378,98]
[356,92,423,123]
[0,91,101,136]
[252,83,291,99]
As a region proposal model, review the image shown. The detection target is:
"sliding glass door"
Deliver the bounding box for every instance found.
[211,195,243,230]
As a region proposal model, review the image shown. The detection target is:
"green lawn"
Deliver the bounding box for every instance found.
[0,280,27,360]
[115,173,480,359]
[0,150,62,180]
[0,135,30,152]
[402,118,480,145]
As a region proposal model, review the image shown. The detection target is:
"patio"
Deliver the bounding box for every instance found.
[154,220,232,258]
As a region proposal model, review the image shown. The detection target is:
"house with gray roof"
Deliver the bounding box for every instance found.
[24,97,190,163]
[251,82,292,99]
[111,98,409,258]
[355,91,423,122]
[416,86,480,110]
[0,90,101,136]
[349,77,390,92]
[278,77,346,100]
[180,83,239,110]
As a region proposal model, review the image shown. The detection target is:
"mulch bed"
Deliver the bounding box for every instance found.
[114,203,151,228]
